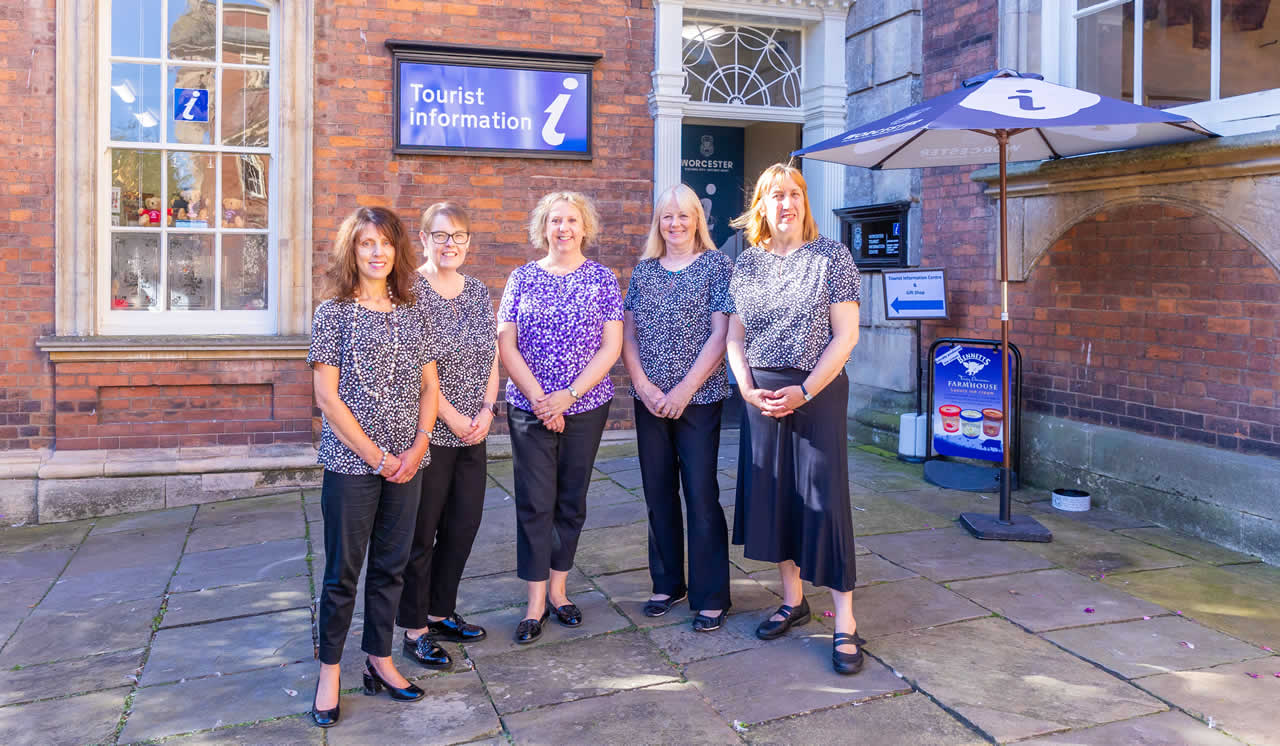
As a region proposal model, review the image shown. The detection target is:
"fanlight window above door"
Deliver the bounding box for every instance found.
[682,24,802,108]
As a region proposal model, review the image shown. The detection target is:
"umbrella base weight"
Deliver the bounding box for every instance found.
[924,460,1018,492]
[959,512,1053,542]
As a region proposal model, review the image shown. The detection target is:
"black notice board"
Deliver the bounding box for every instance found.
[835,201,910,269]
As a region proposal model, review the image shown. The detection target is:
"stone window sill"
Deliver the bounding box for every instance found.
[36,335,311,362]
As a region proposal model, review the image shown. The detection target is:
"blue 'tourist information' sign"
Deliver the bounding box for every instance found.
[388,41,597,158]
[932,344,1011,462]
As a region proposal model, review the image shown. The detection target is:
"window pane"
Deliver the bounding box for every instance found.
[168,65,216,145]
[1221,1,1280,98]
[1143,0,1210,107]
[223,0,271,65]
[167,234,215,309]
[110,63,162,143]
[167,151,216,228]
[1076,4,1133,101]
[682,25,802,107]
[222,69,270,147]
[221,234,270,310]
[111,0,162,58]
[168,0,216,62]
[221,154,270,229]
[111,149,164,227]
[111,233,161,310]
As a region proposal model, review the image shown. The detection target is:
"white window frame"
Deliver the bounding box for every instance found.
[97,0,279,335]
[1045,0,1280,135]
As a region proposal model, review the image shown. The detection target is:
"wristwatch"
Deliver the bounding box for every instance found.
[567,386,581,400]
[800,383,813,402]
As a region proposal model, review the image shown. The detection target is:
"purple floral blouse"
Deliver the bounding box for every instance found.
[497,260,624,416]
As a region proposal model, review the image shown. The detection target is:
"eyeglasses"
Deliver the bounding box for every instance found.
[429,231,471,245]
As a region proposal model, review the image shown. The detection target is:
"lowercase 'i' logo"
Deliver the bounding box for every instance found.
[541,77,579,147]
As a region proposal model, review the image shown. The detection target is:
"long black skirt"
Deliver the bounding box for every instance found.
[733,368,857,591]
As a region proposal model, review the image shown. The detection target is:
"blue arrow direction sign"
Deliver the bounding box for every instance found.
[891,297,945,313]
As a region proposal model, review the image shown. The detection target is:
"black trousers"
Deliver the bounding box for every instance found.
[508,402,611,582]
[397,442,487,627]
[634,399,730,610]
[316,469,421,665]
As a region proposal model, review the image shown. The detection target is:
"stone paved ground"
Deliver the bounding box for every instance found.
[1,433,1278,745]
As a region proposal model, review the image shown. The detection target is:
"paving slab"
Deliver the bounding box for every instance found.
[454,568,592,616]
[851,577,990,639]
[728,540,778,574]
[848,493,952,535]
[120,661,317,744]
[1139,659,1280,746]
[1043,616,1272,679]
[0,577,50,622]
[479,630,679,714]
[0,597,161,666]
[171,538,309,591]
[871,617,1167,743]
[584,479,641,512]
[0,547,73,584]
[0,647,144,706]
[192,492,303,527]
[570,521,650,576]
[0,689,128,746]
[609,468,645,489]
[646,608,776,663]
[184,511,307,553]
[327,670,501,746]
[504,681,742,745]
[594,456,641,474]
[143,608,314,684]
[470,504,517,548]
[582,496,649,531]
[162,576,312,628]
[744,692,984,745]
[1021,515,1191,577]
[593,566,779,630]
[90,505,196,536]
[883,488,1001,521]
[684,634,910,725]
[861,527,1054,582]
[460,541,518,578]
[1016,710,1241,745]
[1027,501,1159,531]
[0,520,91,554]
[482,484,514,510]
[947,569,1166,632]
[38,562,174,612]
[486,461,516,494]
[1116,527,1260,566]
[161,716,323,745]
[461,590,630,661]
[1103,564,1280,648]
[61,525,187,577]
[1223,561,1280,584]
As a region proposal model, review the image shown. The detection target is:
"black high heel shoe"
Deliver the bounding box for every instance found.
[362,659,425,702]
[311,681,340,728]
[832,632,866,675]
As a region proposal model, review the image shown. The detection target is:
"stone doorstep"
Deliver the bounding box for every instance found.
[34,444,320,480]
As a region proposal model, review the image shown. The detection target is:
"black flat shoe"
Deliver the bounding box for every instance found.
[642,591,688,618]
[755,598,811,640]
[403,632,453,670]
[426,613,487,642]
[514,608,550,644]
[311,683,340,728]
[832,632,866,675]
[548,600,582,627]
[362,659,425,702]
[692,603,730,633]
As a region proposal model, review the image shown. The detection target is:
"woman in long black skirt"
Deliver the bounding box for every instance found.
[726,163,865,675]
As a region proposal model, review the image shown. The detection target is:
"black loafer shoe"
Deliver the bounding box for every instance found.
[362,660,425,702]
[403,632,452,670]
[426,613,487,643]
[692,603,730,633]
[755,598,811,640]
[642,591,688,618]
[548,601,582,627]
[832,632,866,675]
[515,609,550,644]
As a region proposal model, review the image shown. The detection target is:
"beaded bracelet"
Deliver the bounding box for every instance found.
[374,449,387,474]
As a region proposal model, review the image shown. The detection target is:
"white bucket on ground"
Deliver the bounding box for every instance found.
[1051,488,1091,512]
[898,412,927,459]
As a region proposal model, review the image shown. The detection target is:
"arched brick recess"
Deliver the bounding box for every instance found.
[1014,202,1280,459]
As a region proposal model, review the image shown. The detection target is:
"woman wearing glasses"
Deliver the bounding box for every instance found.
[398,203,499,668]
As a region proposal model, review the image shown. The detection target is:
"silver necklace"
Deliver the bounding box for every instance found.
[350,289,400,401]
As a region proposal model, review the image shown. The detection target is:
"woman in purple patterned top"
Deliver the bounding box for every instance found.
[497,191,623,644]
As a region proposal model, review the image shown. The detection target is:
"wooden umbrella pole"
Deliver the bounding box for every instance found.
[997,129,1012,523]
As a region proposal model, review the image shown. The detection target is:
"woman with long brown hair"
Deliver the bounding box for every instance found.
[308,207,441,726]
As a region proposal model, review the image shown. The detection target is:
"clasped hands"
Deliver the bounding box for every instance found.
[531,389,575,433]
[445,408,495,446]
[637,381,693,420]
[376,442,428,483]
[744,385,806,418]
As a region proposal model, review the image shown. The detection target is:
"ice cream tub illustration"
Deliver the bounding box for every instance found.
[939,405,961,434]
[960,409,983,438]
[981,408,1003,438]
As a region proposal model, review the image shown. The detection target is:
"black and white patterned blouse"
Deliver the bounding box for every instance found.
[727,235,862,371]
[308,297,439,474]
[624,250,733,404]
[412,274,496,448]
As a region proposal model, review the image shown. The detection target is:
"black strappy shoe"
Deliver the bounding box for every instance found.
[832,632,867,675]
[692,603,730,633]
[642,591,687,618]
[755,598,811,640]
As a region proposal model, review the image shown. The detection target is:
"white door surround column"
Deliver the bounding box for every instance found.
[650,0,688,201]
[801,6,849,240]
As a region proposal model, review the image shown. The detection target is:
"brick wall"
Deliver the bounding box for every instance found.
[0,0,56,451]
[1016,204,1280,459]
[312,0,656,431]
